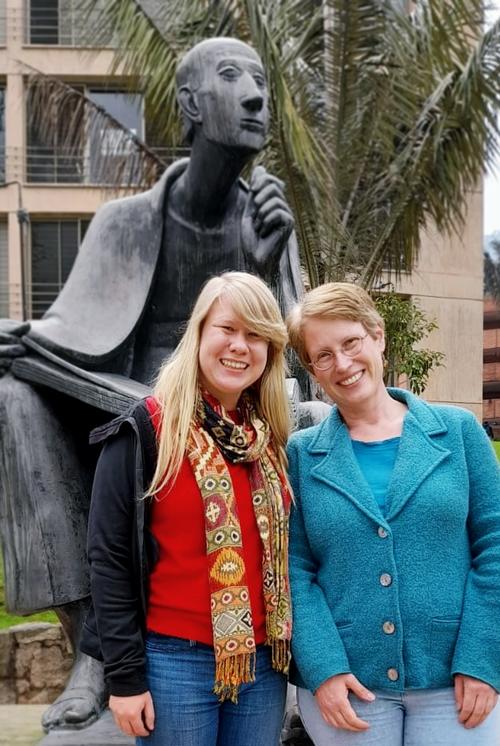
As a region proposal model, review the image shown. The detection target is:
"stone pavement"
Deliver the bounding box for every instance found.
[0,706,133,746]
[0,705,46,746]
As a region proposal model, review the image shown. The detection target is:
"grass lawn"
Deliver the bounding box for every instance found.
[0,550,57,629]
[493,441,500,460]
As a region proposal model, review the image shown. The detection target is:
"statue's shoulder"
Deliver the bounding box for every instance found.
[92,159,188,226]
[94,184,159,222]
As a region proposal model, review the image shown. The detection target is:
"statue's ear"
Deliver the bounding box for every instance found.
[177,85,201,124]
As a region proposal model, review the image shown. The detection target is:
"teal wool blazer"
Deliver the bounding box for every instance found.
[288,389,500,694]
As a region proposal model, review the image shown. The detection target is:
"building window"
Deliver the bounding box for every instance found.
[0,221,8,317]
[30,219,90,318]
[27,88,144,185]
[29,0,58,44]
[87,90,144,184]
[27,0,112,46]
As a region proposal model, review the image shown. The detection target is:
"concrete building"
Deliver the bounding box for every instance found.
[0,0,484,417]
[0,0,165,321]
[393,193,484,419]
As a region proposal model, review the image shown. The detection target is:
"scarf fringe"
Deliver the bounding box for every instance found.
[214,653,256,703]
[271,638,291,675]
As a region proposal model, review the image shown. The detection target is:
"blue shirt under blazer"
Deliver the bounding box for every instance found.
[287,388,500,695]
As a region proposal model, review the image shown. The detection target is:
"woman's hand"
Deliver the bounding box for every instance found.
[315,673,375,732]
[455,674,498,728]
[109,692,155,737]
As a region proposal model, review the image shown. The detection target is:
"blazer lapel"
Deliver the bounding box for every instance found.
[385,411,450,520]
[311,421,390,527]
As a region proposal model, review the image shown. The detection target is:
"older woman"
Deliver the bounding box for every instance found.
[286,282,500,745]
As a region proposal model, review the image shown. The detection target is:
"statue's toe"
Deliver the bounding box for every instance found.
[42,686,103,732]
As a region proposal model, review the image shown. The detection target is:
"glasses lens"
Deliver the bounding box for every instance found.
[312,336,365,370]
[313,353,333,370]
[342,336,363,357]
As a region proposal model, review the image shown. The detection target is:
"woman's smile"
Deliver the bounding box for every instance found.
[198,296,269,410]
[337,370,364,387]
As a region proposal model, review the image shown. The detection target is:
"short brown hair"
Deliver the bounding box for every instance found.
[287,282,384,368]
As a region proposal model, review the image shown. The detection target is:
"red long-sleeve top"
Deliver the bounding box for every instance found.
[145,410,267,646]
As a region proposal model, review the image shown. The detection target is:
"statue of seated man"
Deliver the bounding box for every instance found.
[0,37,305,732]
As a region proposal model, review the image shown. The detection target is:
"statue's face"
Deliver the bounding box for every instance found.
[195,41,270,153]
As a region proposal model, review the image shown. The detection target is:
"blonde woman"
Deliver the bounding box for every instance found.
[286,282,500,746]
[82,272,292,746]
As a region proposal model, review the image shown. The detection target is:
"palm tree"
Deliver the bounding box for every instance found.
[29,0,500,289]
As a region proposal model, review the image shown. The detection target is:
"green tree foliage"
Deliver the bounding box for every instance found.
[375,292,445,395]
[484,237,500,302]
[30,0,500,289]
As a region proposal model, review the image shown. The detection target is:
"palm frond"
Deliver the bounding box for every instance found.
[26,67,165,189]
[72,0,500,290]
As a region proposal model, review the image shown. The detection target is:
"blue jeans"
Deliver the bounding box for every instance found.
[297,686,500,745]
[136,633,287,746]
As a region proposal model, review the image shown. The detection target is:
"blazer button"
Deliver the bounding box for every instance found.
[383,621,395,635]
[377,526,388,538]
[380,573,392,587]
[387,668,399,681]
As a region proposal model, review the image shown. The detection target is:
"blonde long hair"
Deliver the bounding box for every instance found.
[147,272,290,497]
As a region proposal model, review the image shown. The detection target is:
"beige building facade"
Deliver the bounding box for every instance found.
[0,0,484,417]
[393,190,484,419]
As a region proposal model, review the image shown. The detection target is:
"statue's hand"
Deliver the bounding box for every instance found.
[242,165,295,278]
[0,319,30,375]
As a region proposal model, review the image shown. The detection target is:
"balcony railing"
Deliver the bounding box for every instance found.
[0,282,60,319]
[25,0,115,47]
[29,281,64,318]
[0,7,6,45]
[7,145,189,186]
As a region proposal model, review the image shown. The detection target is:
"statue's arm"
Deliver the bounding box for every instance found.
[241,166,295,283]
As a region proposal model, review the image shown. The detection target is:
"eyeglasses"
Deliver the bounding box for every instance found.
[309,334,368,371]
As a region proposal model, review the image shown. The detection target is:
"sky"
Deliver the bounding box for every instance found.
[484,4,500,236]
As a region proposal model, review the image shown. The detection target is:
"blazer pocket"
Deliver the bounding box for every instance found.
[336,621,354,662]
[429,618,460,683]
[336,621,353,632]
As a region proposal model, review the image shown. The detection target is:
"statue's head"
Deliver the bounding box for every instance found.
[176,37,269,154]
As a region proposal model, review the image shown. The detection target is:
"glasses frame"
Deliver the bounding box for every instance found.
[309,333,369,372]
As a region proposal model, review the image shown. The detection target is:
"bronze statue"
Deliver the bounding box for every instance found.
[0,38,307,732]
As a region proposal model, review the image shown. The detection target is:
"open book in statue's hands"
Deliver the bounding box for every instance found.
[12,335,151,415]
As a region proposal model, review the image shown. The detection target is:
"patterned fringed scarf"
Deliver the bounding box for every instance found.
[186,391,292,702]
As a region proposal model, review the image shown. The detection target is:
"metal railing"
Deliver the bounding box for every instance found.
[28,281,64,318]
[0,7,6,45]
[20,145,188,185]
[25,0,114,47]
[151,146,191,165]
[0,282,60,319]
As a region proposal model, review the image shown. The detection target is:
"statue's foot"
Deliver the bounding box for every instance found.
[42,655,106,732]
